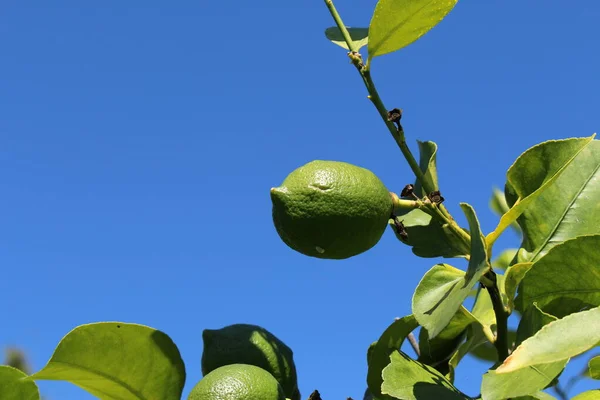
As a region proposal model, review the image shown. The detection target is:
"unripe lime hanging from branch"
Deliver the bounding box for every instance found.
[270,160,413,259]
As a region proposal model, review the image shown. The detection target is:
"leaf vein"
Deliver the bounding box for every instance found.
[531,159,600,261]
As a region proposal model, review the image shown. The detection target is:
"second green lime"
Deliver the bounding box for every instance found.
[188,364,285,400]
[201,324,299,400]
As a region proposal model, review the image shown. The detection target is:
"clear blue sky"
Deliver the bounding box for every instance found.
[1,1,598,399]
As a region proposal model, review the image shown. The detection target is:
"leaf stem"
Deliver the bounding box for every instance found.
[483,270,509,362]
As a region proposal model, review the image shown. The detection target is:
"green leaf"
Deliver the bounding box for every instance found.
[0,366,40,400]
[515,235,600,317]
[482,362,566,400]
[503,262,533,312]
[420,277,501,380]
[324,27,369,51]
[412,264,467,338]
[31,322,186,400]
[489,189,521,235]
[486,136,596,250]
[512,138,600,263]
[481,305,566,400]
[451,276,509,367]
[496,306,600,373]
[381,351,469,400]
[367,0,458,62]
[447,323,489,382]
[412,265,481,340]
[512,393,557,400]
[390,209,470,258]
[367,315,419,398]
[443,282,503,380]
[491,248,518,270]
[418,307,471,376]
[472,275,503,332]
[514,304,557,344]
[412,204,489,338]
[572,391,600,400]
[413,141,439,197]
[589,356,600,379]
[461,203,489,283]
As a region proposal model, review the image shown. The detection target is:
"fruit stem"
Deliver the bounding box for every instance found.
[391,192,421,213]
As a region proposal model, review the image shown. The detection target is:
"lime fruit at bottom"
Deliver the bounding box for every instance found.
[271,160,393,259]
[202,324,299,400]
[188,364,286,400]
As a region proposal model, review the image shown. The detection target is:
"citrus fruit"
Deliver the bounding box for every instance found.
[202,324,299,400]
[270,160,393,259]
[188,364,286,400]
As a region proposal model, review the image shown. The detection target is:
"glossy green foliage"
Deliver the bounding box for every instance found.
[481,307,567,400]
[367,315,418,398]
[481,305,566,400]
[417,309,469,376]
[486,136,594,248]
[513,393,557,400]
[444,283,502,379]
[0,366,39,400]
[496,306,600,373]
[392,140,469,258]
[368,0,458,63]
[498,137,599,261]
[381,351,468,400]
[413,141,438,197]
[390,209,470,258]
[324,26,369,50]
[412,264,470,338]
[503,262,533,312]
[515,235,600,317]
[445,281,503,379]
[446,323,488,381]
[31,322,186,400]
[412,204,488,338]
[572,390,600,400]
[461,204,488,283]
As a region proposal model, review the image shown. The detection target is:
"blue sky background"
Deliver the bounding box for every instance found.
[1,1,598,399]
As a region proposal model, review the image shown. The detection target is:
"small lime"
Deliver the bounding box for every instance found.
[188,364,285,400]
[271,160,393,259]
[202,324,299,400]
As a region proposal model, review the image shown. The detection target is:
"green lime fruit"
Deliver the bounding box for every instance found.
[270,160,393,259]
[188,364,286,400]
[202,324,299,400]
